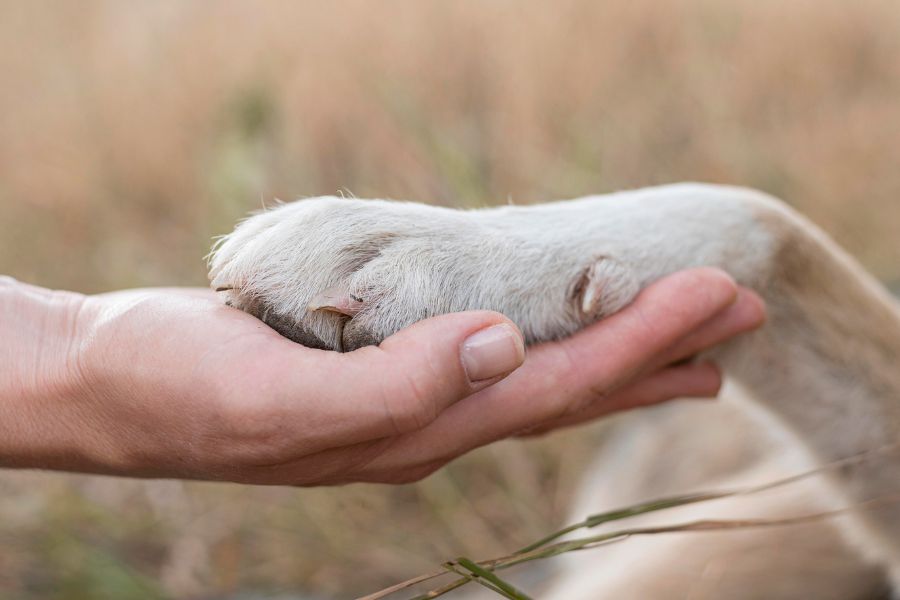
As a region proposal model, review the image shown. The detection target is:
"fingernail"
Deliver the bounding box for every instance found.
[460,324,526,383]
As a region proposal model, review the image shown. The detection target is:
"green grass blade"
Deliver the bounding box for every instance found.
[516,492,724,554]
[455,557,533,600]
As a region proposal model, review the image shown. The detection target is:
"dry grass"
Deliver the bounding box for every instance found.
[1,1,899,598]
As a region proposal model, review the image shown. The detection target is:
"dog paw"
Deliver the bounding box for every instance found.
[208,196,641,351]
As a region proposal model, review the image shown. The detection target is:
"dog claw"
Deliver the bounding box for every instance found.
[308,284,364,316]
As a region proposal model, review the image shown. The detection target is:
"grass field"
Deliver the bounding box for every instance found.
[1,1,899,598]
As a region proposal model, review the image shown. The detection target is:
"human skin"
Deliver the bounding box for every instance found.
[0,268,764,485]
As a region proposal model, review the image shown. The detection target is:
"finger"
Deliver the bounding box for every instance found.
[529,267,737,400]
[517,362,722,436]
[350,362,721,483]
[359,268,740,470]
[649,287,766,371]
[347,312,526,434]
[246,311,526,455]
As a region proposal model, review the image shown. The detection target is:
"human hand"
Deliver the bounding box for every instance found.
[0,268,764,485]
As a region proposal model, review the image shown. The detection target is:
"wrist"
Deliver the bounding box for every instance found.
[0,278,98,470]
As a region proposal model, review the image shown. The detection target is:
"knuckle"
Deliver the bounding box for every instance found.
[547,342,597,416]
[379,369,439,434]
[626,301,659,345]
[568,386,609,416]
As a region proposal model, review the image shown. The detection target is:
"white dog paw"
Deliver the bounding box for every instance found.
[209,184,782,351]
[208,196,642,351]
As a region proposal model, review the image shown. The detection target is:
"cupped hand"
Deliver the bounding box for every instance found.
[0,268,764,485]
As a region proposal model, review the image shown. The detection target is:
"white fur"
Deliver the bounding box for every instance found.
[209,183,900,596]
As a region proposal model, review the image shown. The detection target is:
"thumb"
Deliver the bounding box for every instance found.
[337,311,526,437]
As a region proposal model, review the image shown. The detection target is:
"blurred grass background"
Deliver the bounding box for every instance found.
[0,0,898,598]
